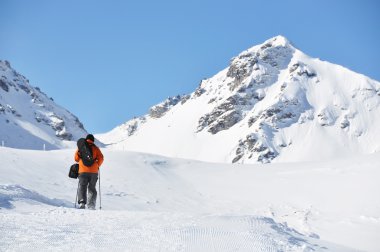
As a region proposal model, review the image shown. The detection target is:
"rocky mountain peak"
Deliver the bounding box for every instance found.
[0,60,88,150]
[98,37,380,164]
[264,35,292,47]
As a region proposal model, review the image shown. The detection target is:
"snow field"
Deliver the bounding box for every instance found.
[1,147,379,251]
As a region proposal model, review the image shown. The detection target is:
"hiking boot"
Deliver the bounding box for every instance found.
[79,203,85,209]
[87,205,95,210]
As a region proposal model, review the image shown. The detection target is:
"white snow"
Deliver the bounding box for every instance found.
[1,147,379,251]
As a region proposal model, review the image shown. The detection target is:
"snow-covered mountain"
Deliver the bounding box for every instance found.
[98,35,380,163]
[0,60,88,150]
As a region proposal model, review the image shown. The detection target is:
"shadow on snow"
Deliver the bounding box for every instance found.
[0,184,71,209]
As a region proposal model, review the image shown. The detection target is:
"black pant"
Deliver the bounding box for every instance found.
[78,173,98,208]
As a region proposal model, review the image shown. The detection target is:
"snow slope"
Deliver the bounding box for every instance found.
[0,60,88,150]
[97,36,380,164]
[1,147,379,251]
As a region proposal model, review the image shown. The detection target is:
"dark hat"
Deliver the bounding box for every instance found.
[86,134,95,142]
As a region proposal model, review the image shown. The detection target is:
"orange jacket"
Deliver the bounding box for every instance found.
[74,140,104,174]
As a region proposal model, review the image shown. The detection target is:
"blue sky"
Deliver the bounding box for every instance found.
[1,0,379,133]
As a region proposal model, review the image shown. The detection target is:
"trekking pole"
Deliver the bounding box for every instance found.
[75,180,79,208]
[98,169,102,210]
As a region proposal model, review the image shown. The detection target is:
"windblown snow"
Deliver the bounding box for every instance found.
[1,147,379,251]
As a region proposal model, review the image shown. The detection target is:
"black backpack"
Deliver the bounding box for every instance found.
[77,138,94,167]
[68,163,79,179]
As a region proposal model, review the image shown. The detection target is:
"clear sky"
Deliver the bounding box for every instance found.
[1,0,379,133]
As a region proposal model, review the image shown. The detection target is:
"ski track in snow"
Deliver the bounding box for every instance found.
[0,207,334,252]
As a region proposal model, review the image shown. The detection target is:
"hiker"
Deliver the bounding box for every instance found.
[74,134,104,209]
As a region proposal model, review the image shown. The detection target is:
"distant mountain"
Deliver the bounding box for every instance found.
[98,35,380,163]
[0,60,88,150]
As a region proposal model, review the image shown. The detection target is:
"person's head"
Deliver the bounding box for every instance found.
[86,134,95,143]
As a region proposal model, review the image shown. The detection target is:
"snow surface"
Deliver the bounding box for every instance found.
[1,147,379,251]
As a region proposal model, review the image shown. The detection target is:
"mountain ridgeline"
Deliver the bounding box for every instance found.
[98,36,380,163]
[1,36,379,162]
[0,60,88,150]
